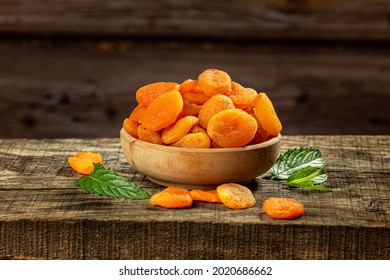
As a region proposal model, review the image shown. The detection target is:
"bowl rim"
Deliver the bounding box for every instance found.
[120,128,281,153]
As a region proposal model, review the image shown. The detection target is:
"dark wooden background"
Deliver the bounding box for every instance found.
[1,0,389,138]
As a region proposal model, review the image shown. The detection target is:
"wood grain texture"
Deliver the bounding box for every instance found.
[0,136,389,259]
[0,39,389,138]
[0,0,389,42]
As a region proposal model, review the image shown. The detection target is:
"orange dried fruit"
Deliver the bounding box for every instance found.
[142,91,183,131]
[161,116,199,144]
[123,118,139,138]
[129,104,147,123]
[248,114,270,145]
[150,187,193,209]
[253,92,282,137]
[189,125,207,134]
[262,197,304,220]
[207,109,258,148]
[182,91,210,105]
[68,152,103,175]
[210,140,222,148]
[136,82,180,106]
[198,69,232,96]
[190,190,222,203]
[198,94,235,129]
[137,125,163,145]
[216,183,256,209]
[177,99,202,119]
[171,132,211,148]
[248,124,269,145]
[226,82,257,109]
[179,79,204,94]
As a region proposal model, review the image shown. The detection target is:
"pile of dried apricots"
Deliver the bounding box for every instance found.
[123,69,282,148]
[149,184,304,220]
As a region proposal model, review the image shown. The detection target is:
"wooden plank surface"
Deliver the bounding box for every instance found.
[1,39,389,138]
[0,136,389,259]
[0,0,389,42]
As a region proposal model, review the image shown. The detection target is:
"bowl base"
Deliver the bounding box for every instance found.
[147,176,252,190]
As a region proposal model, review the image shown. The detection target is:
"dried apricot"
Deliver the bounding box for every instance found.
[207,109,258,148]
[123,118,139,138]
[248,115,269,145]
[226,82,257,109]
[150,187,193,208]
[190,190,222,203]
[180,79,210,104]
[189,125,207,134]
[137,125,163,145]
[142,91,183,131]
[179,79,204,94]
[198,69,232,96]
[216,183,256,209]
[129,104,147,123]
[171,132,211,148]
[210,140,222,148]
[198,94,235,129]
[182,91,210,105]
[262,197,304,219]
[253,92,282,137]
[161,116,199,144]
[136,82,180,106]
[177,100,201,119]
[68,152,103,175]
[248,124,269,145]
[242,105,255,115]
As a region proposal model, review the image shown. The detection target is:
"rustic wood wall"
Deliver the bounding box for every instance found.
[0,0,389,138]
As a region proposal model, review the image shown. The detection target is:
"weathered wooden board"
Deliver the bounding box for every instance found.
[0,39,389,138]
[0,136,389,259]
[0,0,389,42]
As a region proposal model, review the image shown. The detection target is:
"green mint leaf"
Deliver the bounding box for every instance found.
[269,147,327,180]
[287,166,327,185]
[76,163,151,199]
[287,166,332,192]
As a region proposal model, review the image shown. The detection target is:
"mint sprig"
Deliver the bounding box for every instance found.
[270,147,327,180]
[287,166,331,192]
[76,163,151,199]
[269,147,331,192]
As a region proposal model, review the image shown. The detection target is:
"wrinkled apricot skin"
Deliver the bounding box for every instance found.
[198,69,231,96]
[142,91,184,132]
[182,91,210,105]
[207,109,258,148]
[263,197,304,219]
[150,187,193,208]
[217,183,256,209]
[161,116,199,144]
[179,79,204,94]
[189,125,207,134]
[68,152,103,175]
[226,82,257,109]
[171,132,211,148]
[137,125,163,145]
[129,104,147,123]
[190,190,222,203]
[198,94,235,129]
[136,82,180,106]
[248,115,270,145]
[254,92,282,137]
[123,118,139,138]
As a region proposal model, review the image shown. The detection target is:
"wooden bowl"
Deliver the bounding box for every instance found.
[120,128,281,189]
